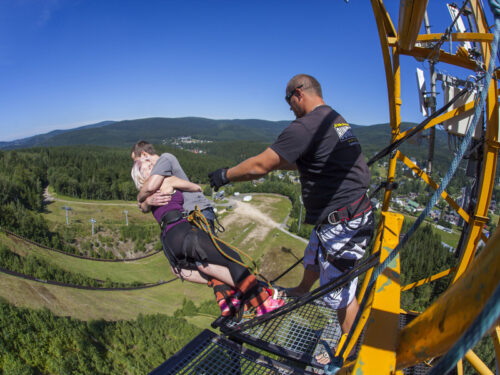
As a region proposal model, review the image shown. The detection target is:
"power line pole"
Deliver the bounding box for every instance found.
[298,196,303,233]
[123,210,129,226]
[90,218,96,236]
[61,206,72,225]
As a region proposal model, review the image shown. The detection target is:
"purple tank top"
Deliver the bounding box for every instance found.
[151,190,188,233]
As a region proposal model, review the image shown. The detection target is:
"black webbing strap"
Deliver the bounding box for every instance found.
[367,86,470,167]
[270,256,304,284]
[224,251,380,335]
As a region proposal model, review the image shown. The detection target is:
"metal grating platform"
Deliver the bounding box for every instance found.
[149,329,315,375]
[215,297,342,368]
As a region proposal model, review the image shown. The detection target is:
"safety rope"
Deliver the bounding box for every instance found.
[187,207,271,288]
[427,281,500,374]
[323,1,500,371]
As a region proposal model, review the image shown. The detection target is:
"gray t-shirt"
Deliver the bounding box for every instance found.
[150,153,212,213]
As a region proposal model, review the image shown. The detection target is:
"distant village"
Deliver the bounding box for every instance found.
[163,136,211,154]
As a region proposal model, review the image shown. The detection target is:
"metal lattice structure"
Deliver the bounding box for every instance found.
[148,329,315,375]
[217,298,342,367]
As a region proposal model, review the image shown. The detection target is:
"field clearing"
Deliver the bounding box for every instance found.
[245,194,292,224]
[0,271,214,321]
[257,228,307,287]
[1,233,171,284]
[2,192,308,323]
[44,198,153,227]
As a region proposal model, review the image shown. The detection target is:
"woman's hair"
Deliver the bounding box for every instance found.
[131,160,146,190]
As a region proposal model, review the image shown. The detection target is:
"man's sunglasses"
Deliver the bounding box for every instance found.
[285,85,303,104]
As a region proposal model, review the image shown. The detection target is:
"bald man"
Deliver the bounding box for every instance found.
[208,74,374,336]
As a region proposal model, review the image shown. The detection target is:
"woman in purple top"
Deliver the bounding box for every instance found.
[131,158,284,317]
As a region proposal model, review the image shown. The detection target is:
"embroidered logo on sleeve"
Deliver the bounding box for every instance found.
[333,123,359,144]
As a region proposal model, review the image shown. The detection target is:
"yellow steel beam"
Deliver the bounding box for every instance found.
[470,0,491,65]
[400,46,478,70]
[372,0,401,212]
[352,212,403,374]
[451,0,499,282]
[395,151,488,244]
[396,151,469,219]
[396,225,500,369]
[396,100,475,140]
[416,32,494,43]
[464,350,494,375]
[401,268,454,292]
[398,0,429,50]
[453,78,499,281]
[379,0,397,38]
[493,326,500,372]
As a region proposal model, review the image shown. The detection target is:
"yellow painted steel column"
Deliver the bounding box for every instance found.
[453,0,500,282]
[464,350,494,375]
[453,79,499,281]
[492,326,500,374]
[352,212,403,374]
[371,0,402,212]
[396,225,500,369]
[398,0,429,50]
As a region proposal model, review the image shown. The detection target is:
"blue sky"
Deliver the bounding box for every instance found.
[0,1,495,141]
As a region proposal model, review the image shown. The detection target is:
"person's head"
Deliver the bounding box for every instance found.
[285,74,324,118]
[131,140,157,161]
[130,158,154,190]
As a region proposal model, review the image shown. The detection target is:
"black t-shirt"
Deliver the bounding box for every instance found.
[271,105,370,225]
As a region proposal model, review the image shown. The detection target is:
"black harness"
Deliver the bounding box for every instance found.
[159,210,208,275]
[316,193,372,272]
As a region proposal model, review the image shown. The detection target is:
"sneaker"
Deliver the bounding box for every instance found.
[218,297,242,317]
[255,296,285,316]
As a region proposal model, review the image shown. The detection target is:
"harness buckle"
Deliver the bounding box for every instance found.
[327,211,342,225]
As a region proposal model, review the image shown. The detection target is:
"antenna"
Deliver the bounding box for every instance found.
[61,205,72,225]
[446,3,473,51]
[416,68,428,117]
[90,218,96,236]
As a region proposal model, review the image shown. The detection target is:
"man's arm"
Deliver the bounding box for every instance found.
[137,174,165,203]
[137,192,171,212]
[226,147,296,182]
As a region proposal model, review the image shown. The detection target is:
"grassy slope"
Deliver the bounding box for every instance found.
[0,233,170,284]
[0,194,305,323]
[0,271,213,323]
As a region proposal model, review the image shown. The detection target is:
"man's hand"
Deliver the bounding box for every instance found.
[146,191,172,206]
[208,168,229,191]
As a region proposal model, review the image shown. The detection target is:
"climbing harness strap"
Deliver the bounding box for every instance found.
[320,193,372,225]
[159,209,185,230]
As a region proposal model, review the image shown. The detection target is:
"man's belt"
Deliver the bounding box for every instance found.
[160,210,184,231]
[322,193,372,225]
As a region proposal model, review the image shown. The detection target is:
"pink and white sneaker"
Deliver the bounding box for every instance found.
[218,297,242,317]
[255,296,285,316]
